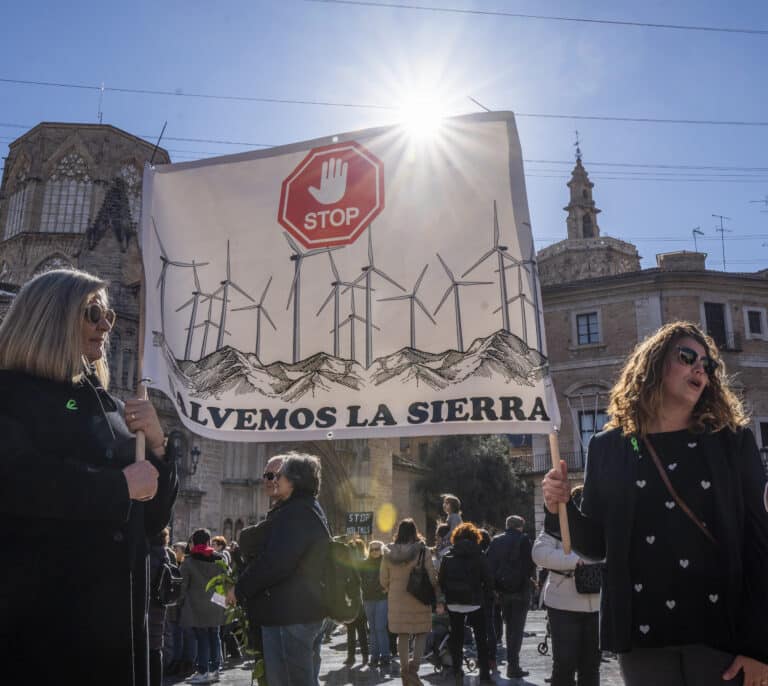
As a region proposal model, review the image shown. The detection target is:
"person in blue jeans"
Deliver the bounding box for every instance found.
[179,528,227,684]
[359,540,391,667]
[229,452,330,686]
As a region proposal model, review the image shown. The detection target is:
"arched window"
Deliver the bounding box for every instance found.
[3,159,32,239]
[32,255,74,276]
[234,519,244,542]
[41,153,93,233]
[582,213,594,238]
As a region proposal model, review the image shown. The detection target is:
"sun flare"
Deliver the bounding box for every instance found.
[397,97,448,139]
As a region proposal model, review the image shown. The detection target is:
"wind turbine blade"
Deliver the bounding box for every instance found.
[284,232,302,255]
[371,268,405,291]
[457,280,493,287]
[341,270,366,294]
[175,296,195,312]
[414,264,429,293]
[461,249,495,277]
[328,252,340,282]
[156,264,166,290]
[436,252,454,281]
[260,276,273,305]
[316,289,335,316]
[168,260,196,267]
[226,241,231,281]
[415,297,436,324]
[230,281,255,302]
[192,263,201,291]
[152,217,168,258]
[287,262,301,308]
[231,304,257,312]
[368,226,374,264]
[378,295,410,302]
[262,307,277,330]
[337,319,351,331]
[434,285,454,315]
[339,281,366,291]
[493,200,500,247]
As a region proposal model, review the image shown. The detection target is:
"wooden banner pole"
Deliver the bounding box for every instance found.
[548,431,572,554]
[135,190,148,463]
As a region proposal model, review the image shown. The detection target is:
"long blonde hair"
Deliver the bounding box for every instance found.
[0,268,111,387]
[604,321,747,437]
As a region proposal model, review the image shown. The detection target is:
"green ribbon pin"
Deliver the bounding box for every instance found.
[630,436,639,453]
[65,399,78,411]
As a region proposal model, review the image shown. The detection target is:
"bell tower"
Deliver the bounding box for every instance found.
[564,133,601,240]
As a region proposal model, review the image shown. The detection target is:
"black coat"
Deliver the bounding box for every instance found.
[359,556,387,602]
[235,493,328,626]
[486,527,535,596]
[568,426,768,663]
[439,539,494,606]
[0,370,178,686]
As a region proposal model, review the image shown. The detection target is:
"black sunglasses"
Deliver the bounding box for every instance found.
[84,303,116,327]
[262,471,277,481]
[676,345,718,376]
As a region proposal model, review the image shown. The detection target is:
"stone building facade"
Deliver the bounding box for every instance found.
[0,122,428,542]
[530,155,768,528]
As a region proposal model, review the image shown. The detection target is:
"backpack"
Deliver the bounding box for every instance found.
[494,535,527,594]
[308,508,363,624]
[152,554,183,607]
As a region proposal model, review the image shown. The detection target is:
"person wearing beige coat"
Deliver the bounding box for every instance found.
[380,519,445,686]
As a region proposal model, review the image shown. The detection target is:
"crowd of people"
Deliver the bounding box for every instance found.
[1,266,765,686]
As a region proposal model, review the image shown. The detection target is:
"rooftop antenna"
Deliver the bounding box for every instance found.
[97,81,105,124]
[467,96,491,112]
[149,121,167,166]
[749,195,768,208]
[692,227,704,252]
[711,214,732,271]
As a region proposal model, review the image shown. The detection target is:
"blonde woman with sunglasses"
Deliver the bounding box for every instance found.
[543,321,768,686]
[0,269,178,686]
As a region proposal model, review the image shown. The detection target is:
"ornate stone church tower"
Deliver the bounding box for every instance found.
[537,142,640,285]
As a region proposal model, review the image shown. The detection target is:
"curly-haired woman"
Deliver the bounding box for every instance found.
[543,321,768,686]
[439,522,495,684]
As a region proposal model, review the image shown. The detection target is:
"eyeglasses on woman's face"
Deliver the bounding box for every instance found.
[676,345,718,376]
[262,471,277,481]
[84,302,116,327]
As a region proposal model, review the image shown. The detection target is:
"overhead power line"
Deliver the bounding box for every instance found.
[304,0,768,36]
[2,78,768,127]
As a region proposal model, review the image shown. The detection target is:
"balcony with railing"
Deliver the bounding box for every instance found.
[514,451,586,475]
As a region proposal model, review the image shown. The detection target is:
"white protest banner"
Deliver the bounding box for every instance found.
[140,111,561,442]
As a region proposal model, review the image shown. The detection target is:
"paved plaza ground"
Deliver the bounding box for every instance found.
[180,610,625,686]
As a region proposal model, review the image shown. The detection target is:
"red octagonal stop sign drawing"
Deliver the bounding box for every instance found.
[278,141,385,249]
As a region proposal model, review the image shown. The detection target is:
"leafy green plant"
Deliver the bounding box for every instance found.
[205,559,267,685]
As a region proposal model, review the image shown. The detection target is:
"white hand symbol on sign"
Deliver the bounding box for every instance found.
[308,158,348,205]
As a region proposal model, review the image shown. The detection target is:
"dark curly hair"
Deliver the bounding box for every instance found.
[604,321,748,437]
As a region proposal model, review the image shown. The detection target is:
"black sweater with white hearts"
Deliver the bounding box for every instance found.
[566,426,768,664]
[628,430,729,650]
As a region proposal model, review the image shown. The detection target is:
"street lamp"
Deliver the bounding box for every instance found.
[189,445,201,475]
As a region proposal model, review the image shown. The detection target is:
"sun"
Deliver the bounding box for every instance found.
[397,96,448,140]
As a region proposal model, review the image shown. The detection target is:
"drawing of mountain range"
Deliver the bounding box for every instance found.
[169,330,547,401]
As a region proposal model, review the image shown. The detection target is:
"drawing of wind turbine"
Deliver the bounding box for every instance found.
[495,257,536,346]
[193,291,225,358]
[346,226,405,367]
[214,240,254,351]
[316,252,365,357]
[337,287,379,361]
[284,233,340,363]
[434,253,492,352]
[378,264,435,349]
[152,217,197,337]
[461,201,520,333]
[175,260,211,361]
[232,276,276,360]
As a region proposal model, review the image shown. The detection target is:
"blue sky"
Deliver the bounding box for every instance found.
[2,0,767,271]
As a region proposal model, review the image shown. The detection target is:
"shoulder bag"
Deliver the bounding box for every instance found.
[406,547,436,605]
